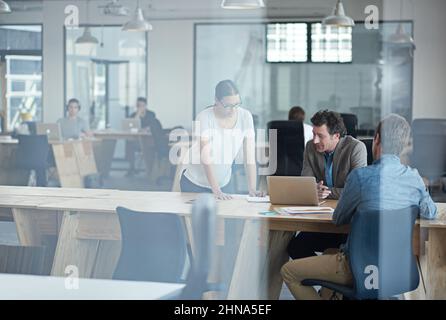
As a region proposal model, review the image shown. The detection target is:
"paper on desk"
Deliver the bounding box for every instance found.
[246,195,270,203]
[275,206,334,214]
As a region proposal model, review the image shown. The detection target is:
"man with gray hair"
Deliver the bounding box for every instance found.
[281,114,437,300]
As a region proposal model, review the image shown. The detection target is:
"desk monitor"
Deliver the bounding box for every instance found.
[36,123,62,142]
[267,176,319,206]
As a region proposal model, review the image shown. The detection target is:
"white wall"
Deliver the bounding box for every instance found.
[383,0,446,120]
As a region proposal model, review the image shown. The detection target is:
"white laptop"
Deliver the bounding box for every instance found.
[121,119,141,132]
[267,176,320,206]
[36,123,62,142]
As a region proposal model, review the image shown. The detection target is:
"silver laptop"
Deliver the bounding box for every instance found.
[267,176,320,206]
[36,123,62,142]
[121,119,141,132]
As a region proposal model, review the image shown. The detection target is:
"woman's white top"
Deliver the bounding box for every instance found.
[184,107,255,189]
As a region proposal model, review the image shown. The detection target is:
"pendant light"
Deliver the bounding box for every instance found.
[388,0,415,48]
[76,1,99,45]
[221,0,265,10]
[0,0,11,13]
[322,0,355,27]
[122,0,152,32]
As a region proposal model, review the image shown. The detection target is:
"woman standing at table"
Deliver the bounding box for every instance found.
[180,80,263,200]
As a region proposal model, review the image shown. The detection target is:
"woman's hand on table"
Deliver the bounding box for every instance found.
[213,190,233,200]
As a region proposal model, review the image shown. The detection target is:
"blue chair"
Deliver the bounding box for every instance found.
[113,207,190,283]
[301,206,420,299]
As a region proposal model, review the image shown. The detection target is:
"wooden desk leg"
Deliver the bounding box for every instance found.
[226,220,294,300]
[426,228,446,299]
[227,220,267,299]
[51,211,99,277]
[12,208,43,246]
[51,211,121,279]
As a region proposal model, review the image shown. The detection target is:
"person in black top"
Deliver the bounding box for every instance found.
[125,97,165,176]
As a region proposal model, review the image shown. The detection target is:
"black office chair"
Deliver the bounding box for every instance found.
[302,206,420,300]
[267,120,305,176]
[411,119,446,185]
[16,134,50,187]
[179,194,217,299]
[340,113,358,138]
[113,207,190,283]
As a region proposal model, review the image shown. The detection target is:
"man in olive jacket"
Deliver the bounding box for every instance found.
[287,110,367,260]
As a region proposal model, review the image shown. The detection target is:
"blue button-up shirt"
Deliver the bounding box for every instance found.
[324,151,335,188]
[333,154,438,227]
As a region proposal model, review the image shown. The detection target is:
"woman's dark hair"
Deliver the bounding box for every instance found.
[215,80,239,101]
[288,106,305,121]
[66,98,81,110]
[311,109,346,137]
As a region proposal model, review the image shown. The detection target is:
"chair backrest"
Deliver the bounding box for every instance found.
[360,138,374,165]
[114,207,189,283]
[411,118,446,179]
[180,194,217,299]
[16,134,50,170]
[340,113,358,138]
[348,206,419,299]
[267,120,305,176]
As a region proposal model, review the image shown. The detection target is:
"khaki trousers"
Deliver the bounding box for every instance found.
[281,249,353,300]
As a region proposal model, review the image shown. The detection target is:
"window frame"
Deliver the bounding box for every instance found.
[0,23,43,132]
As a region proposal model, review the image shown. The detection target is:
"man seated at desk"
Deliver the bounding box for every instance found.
[125,97,164,176]
[281,113,437,300]
[288,106,313,147]
[57,98,91,140]
[287,110,367,260]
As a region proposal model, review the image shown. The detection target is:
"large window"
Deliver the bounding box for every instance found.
[266,22,352,63]
[0,25,42,132]
[65,26,147,130]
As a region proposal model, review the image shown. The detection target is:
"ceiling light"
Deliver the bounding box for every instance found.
[221,0,265,10]
[322,0,355,27]
[76,27,99,45]
[0,0,12,13]
[123,5,152,32]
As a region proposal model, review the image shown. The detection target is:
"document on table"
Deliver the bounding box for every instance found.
[274,206,334,215]
[246,195,270,203]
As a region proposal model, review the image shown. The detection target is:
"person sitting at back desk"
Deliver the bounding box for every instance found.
[57,98,91,140]
[281,114,437,300]
[125,97,164,176]
[287,110,367,260]
[288,106,313,147]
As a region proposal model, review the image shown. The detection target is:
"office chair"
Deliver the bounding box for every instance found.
[411,119,446,186]
[340,113,359,138]
[16,135,50,187]
[267,120,305,176]
[301,206,420,300]
[360,138,374,165]
[179,194,217,299]
[113,207,190,283]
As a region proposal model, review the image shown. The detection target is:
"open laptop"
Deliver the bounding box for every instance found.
[267,176,320,206]
[36,123,62,142]
[121,119,141,132]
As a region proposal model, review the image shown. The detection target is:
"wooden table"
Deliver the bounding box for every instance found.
[0,186,444,299]
[0,274,184,300]
[93,130,155,177]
